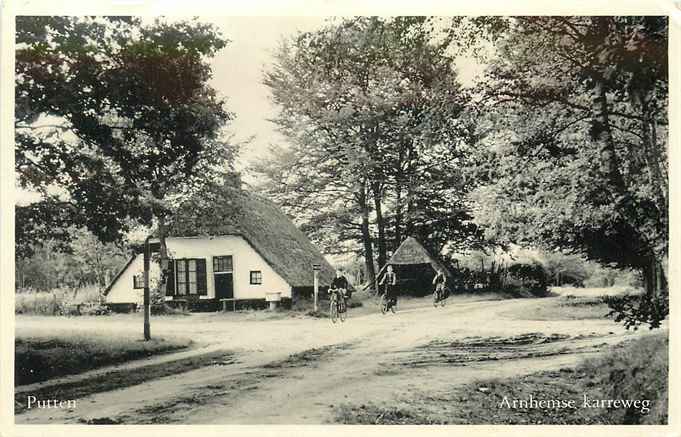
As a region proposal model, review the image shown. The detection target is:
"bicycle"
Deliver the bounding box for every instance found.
[433,285,448,307]
[329,288,347,323]
[380,290,396,314]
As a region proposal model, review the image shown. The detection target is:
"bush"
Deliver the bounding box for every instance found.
[15,285,105,316]
[505,262,548,296]
[150,304,189,316]
[604,291,669,330]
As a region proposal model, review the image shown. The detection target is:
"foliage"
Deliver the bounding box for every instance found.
[15,285,105,316]
[257,17,481,284]
[603,292,669,330]
[16,229,129,291]
[15,16,236,297]
[505,262,548,295]
[462,16,668,327]
[468,16,667,270]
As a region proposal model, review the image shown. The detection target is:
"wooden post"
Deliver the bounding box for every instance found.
[143,236,151,341]
[313,264,320,312]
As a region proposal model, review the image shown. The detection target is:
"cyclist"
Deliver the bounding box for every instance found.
[379,265,398,310]
[329,269,349,312]
[433,267,447,302]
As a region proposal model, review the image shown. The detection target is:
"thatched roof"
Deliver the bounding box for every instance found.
[376,236,454,281]
[167,191,336,288]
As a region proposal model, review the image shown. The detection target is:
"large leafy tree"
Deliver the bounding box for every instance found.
[467,16,668,327]
[258,17,479,285]
[15,17,235,298]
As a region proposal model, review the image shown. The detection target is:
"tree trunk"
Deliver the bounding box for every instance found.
[357,184,376,290]
[592,81,627,194]
[394,183,403,248]
[372,181,387,270]
[640,104,667,219]
[393,144,407,249]
[158,215,169,297]
[404,145,416,237]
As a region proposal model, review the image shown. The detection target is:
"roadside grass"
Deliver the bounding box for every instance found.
[334,332,668,425]
[15,331,192,386]
[15,349,236,416]
[502,294,614,321]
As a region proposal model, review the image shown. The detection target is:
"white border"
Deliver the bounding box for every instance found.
[1,1,679,436]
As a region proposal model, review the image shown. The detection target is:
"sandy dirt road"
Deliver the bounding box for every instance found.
[15,294,646,424]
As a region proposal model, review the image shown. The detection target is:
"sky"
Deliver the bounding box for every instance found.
[204,17,329,176]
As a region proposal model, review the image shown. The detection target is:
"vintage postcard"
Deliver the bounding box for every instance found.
[1,0,679,435]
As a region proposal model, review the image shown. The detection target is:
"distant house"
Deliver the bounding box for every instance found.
[104,193,335,311]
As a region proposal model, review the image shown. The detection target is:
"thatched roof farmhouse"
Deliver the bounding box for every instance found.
[105,192,335,311]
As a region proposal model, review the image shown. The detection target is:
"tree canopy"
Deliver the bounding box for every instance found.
[15,16,239,301]
[465,16,668,326]
[257,17,483,284]
[16,16,235,255]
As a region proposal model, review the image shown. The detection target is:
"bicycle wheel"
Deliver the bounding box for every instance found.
[390,299,396,314]
[339,300,347,322]
[380,294,388,315]
[330,297,338,323]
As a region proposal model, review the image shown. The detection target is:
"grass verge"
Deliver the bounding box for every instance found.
[16,332,192,386]
[503,294,613,321]
[335,332,667,425]
[15,349,236,416]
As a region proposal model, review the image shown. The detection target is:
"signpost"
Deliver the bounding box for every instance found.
[312,264,320,312]
[143,236,151,341]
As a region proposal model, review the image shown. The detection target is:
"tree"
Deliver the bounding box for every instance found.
[16,228,129,291]
[258,17,479,285]
[16,16,235,337]
[466,16,668,327]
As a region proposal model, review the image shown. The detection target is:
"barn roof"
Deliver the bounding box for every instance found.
[166,191,336,288]
[375,236,454,283]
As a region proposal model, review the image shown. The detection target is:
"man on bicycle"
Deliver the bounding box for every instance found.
[433,267,447,302]
[330,269,349,312]
[379,265,397,308]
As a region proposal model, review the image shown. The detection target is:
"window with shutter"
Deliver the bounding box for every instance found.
[177,260,187,295]
[173,258,207,296]
[187,259,197,294]
[166,261,175,296]
[197,259,207,295]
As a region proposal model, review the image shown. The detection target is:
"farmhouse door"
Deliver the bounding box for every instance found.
[215,273,234,299]
[213,255,234,299]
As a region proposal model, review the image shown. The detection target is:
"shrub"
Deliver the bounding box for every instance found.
[604,291,669,330]
[150,304,189,316]
[15,285,106,316]
[505,262,548,296]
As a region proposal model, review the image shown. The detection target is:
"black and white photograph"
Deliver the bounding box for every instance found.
[2,3,677,431]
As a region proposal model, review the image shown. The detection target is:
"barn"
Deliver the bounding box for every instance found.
[104,193,336,311]
[374,236,454,296]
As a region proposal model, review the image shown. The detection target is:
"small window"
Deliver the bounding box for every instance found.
[250,271,262,285]
[213,256,233,273]
[133,273,145,289]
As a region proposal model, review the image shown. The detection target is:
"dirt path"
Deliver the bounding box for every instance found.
[15,295,644,424]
